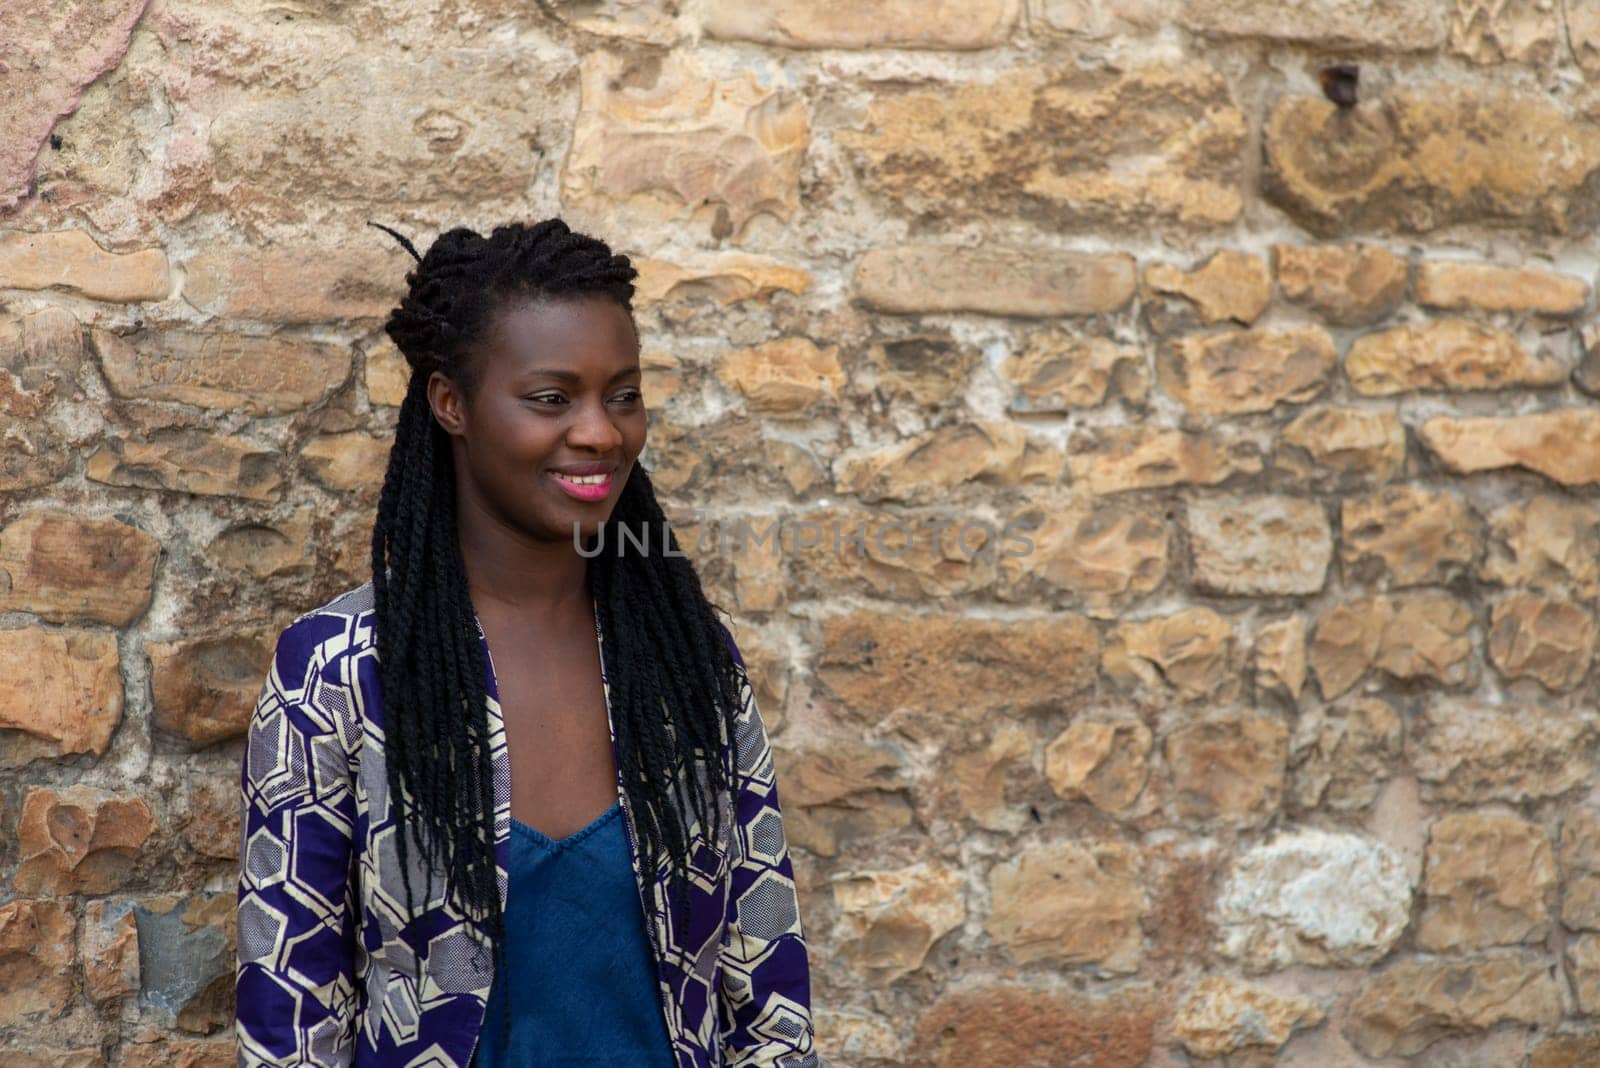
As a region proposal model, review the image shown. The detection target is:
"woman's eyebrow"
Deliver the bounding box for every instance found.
[517,366,642,385]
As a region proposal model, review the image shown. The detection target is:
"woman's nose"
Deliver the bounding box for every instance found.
[566,397,623,450]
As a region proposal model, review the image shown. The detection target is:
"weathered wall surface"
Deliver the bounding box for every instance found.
[4,0,1600,1064]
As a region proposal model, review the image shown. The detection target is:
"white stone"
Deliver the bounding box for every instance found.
[1216,828,1412,971]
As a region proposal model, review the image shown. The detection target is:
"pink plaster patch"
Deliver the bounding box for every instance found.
[0,0,152,210]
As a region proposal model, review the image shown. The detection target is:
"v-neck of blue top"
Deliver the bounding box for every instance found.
[468,796,675,1068]
[510,800,621,851]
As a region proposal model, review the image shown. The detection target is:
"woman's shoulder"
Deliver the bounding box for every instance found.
[258,580,376,761]
[270,579,378,676]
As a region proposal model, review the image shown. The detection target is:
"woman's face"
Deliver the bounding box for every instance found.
[429,292,646,544]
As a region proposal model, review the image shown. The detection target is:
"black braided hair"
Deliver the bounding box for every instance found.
[365,219,747,1060]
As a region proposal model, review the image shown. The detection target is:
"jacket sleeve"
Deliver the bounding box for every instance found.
[235,613,361,1067]
[716,624,822,1068]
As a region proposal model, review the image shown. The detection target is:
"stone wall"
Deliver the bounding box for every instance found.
[4,1,1600,1065]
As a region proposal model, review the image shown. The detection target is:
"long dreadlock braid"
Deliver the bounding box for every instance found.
[365,219,747,1058]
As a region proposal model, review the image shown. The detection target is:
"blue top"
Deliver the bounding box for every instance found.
[468,799,677,1067]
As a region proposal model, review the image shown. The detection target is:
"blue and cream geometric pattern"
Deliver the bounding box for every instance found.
[236,580,820,1067]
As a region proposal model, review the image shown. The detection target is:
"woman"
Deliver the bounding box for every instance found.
[234,219,819,1068]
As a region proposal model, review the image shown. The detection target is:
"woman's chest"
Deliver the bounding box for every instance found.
[491,643,620,841]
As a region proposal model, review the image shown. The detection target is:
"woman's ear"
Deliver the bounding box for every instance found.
[426,369,467,437]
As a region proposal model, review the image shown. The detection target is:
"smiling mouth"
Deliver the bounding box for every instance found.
[549,470,615,502]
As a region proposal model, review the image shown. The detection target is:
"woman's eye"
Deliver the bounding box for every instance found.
[524,390,642,406]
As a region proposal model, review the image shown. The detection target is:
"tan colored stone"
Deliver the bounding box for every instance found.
[1481,495,1600,597]
[1018,439,1066,484]
[86,431,283,501]
[838,63,1246,229]
[1375,592,1475,685]
[705,0,1019,48]
[0,509,159,625]
[1451,0,1563,65]
[82,900,139,1003]
[199,37,571,217]
[725,528,784,614]
[301,431,389,498]
[1158,326,1337,414]
[91,328,350,414]
[1254,616,1307,701]
[1143,250,1270,325]
[999,498,1169,618]
[1102,607,1237,702]
[783,505,1000,602]
[183,242,410,323]
[0,627,121,766]
[1045,718,1152,815]
[833,421,1026,503]
[1028,0,1172,36]
[1407,696,1599,803]
[182,776,240,862]
[148,629,276,746]
[907,984,1157,1067]
[1417,812,1555,952]
[1288,697,1402,812]
[1488,593,1596,691]
[864,334,983,408]
[14,785,154,894]
[632,412,762,495]
[1532,1034,1600,1068]
[1217,829,1412,971]
[1345,950,1563,1058]
[208,515,317,580]
[1421,409,1600,486]
[1568,933,1600,1013]
[1340,485,1479,587]
[1346,319,1567,395]
[1564,807,1600,931]
[1180,0,1447,47]
[949,727,1032,830]
[1172,976,1325,1060]
[814,1009,901,1066]
[1003,333,1146,412]
[1067,426,1261,494]
[817,612,1099,724]
[1307,597,1382,699]
[634,253,811,308]
[564,51,807,239]
[118,1040,233,1068]
[364,336,410,407]
[988,841,1147,972]
[1574,1,1600,75]
[1166,714,1287,823]
[0,1049,105,1068]
[528,0,682,43]
[0,899,75,1019]
[716,338,844,416]
[0,229,168,302]
[0,306,82,492]
[1273,242,1410,325]
[1264,85,1600,236]
[1417,260,1588,315]
[782,740,912,856]
[854,245,1135,318]
[1276,406,1406,486]
[832,861,965,983]
[1186,495,1332,595]
[1309,593,1474,698]
[616,349,674,410]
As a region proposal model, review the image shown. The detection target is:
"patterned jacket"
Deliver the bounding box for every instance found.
[235,580,820,1067]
